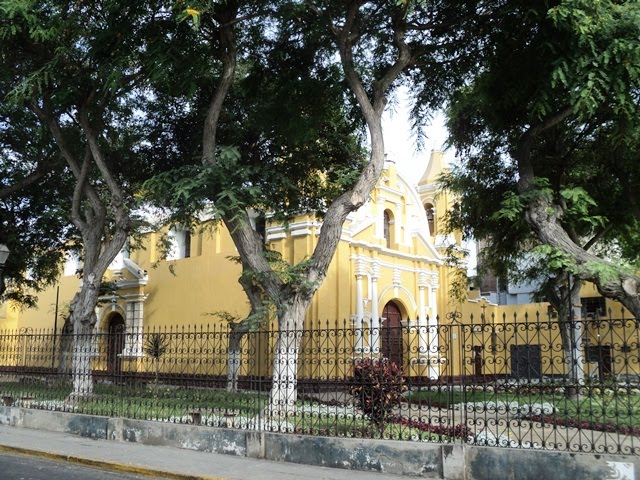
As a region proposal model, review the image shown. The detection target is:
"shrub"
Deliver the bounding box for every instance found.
[144,333,169,391]
[350,358,406,431]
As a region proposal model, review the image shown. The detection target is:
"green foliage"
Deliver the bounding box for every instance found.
[531,245,577,272]
[582,260,627,287]
[440,0,640,312]
[548,0,640,118]
[559,187,605,228]
[210,307,271,332]
[144,332,169,392]
[142,1,369,228]
[0,0,182,306]
[143,147,247,222]
[442,242,471,306]
[492,192,523,222]
[144,333,169,361]
[350,358,407,432]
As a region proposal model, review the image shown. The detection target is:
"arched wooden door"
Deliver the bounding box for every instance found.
[381,301,403,367]
[107,314,125,376]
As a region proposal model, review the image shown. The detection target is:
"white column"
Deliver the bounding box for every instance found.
[429,285,439,326]
[134,301,144,355]
[417,271,428,355]
[370,262,380,354]
[354,259,366,353]
[428,277,440,379]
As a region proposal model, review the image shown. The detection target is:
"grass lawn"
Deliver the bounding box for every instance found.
[405,387,640,430]
[0,380,267,418]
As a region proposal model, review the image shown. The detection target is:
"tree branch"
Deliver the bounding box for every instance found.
[516,106,574,192]
[29,100,103,211]
[78,107,126,215]
[0,166,49,200]
[202,2,238,165]
[373,8,412,114]
[306,1,412,283]
[222,210,284,305]
[70,147,92,233]
[582,224,612,252]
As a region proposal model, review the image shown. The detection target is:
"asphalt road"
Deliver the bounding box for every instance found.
[0,451,166,480]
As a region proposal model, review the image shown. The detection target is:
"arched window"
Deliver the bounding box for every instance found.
[383,210,393,248]
[424,203,435,236]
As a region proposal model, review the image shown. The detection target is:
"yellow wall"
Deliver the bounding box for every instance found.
[14,275,79,332]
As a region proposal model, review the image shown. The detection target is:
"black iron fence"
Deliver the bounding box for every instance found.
[0,314,639,455]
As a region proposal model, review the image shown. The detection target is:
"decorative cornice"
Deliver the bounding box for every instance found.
[98,293,148,307]
[348,241,442,265]
[349,254,440,274]
[378,184,404,198]
[265,220,322,241]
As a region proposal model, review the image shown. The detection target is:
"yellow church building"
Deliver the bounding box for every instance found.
[0,151,637,383]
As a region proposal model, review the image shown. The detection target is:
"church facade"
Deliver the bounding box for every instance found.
[1,151,635,382]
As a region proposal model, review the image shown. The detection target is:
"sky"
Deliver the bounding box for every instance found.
[381,88,453,182]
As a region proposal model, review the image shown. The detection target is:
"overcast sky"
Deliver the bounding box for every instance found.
[381,89,453,183]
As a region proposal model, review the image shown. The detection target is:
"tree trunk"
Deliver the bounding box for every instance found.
[227,265,267,393]
[544,275,585,397]
[528,198,639,312]
[70,315,96,400]
[518,126,640,318]
[570,288,586,382]
[266,297,310,420]
[57,317,74,378]
[227,330,243,393]
[68,284,100,400]
[194,2,413,426]
[557,280,585,397]
[32,82,132,401]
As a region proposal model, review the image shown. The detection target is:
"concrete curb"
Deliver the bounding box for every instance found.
[1,406,639,479]
[0,444,221,480]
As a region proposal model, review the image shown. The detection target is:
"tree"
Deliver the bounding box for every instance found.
[143,0,369,394]
[144,0,472,418]
[0,0,175,397]
[442,0,640,306]
[440,1,640,386]
[0,174,72,306]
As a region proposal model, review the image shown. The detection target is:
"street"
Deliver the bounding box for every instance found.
[0,451,165,480]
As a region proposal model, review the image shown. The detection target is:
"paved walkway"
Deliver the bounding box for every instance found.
[0,425,408,480]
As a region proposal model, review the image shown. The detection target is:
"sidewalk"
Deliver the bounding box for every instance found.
[0,424,409,480]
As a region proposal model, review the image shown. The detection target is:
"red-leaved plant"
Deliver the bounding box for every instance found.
[350,358,407,432]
